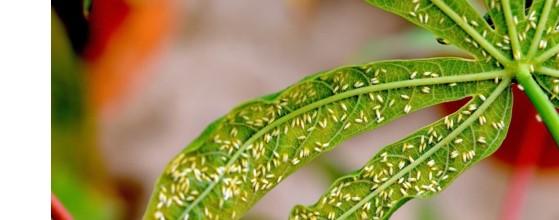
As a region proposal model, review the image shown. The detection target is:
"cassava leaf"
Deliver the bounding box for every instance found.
[523,0,559,57]
[143,58,508,220]
[526,0,559,107]
[289,79,512,220]
[143,0,559,219]
[288,0,559,219]
[365,0,512,63]
[476,0,559,108]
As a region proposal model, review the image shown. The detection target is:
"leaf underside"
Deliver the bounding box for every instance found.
[144,0,559,219]
[290,80,512,220]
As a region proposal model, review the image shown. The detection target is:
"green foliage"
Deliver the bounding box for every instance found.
[290,79,512,219]
[144,0,559,219]
[52,11,123,220]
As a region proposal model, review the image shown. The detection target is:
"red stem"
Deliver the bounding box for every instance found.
[499,114,546,220]
[52,193,73,220]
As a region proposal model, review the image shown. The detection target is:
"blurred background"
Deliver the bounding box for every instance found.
[51,0,559,219]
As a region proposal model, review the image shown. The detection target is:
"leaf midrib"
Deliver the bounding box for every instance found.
[501,0,523,60]
[537,66,559,78]
[179,69,508,218]
[335,77,512,220]
[431,0,511,65]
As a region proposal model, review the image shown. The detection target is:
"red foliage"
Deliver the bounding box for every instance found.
[83,0,175,114]
[51,193,73,220]
[84,0,131,61]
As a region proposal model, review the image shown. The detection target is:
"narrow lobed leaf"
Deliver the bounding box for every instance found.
[365,0,512,64]
[290,79,512,220]
[524,0,559,58]
[143,0,559,219]
[143,58,508,220]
